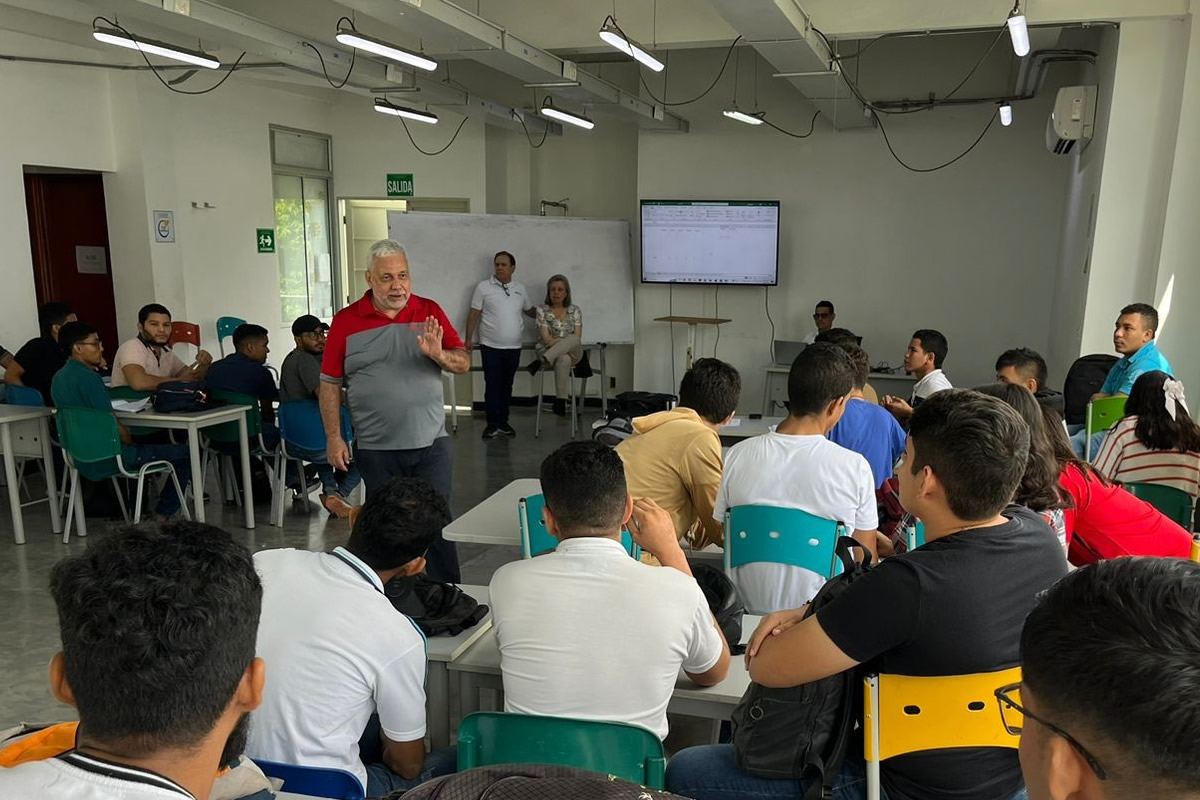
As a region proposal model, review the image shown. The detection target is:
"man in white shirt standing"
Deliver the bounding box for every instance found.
[883,328,953,423]
[247,477,456,797]
[716,343,879,613]
[0,521,265,800]
[803,300,837,344]
[490,441,731,739]
[466,250,536,439]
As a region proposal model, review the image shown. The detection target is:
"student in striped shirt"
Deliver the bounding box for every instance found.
[1094,370,1200,498]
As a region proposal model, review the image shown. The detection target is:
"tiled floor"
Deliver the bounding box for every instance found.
[0,407,580,725]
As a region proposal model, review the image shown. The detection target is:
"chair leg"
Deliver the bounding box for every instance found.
[133,475,146,523]
[167,467,190,521]
[535,370,544,438]
[270,452,285,527]
[569,377,578,439]
[62,469,78,545]
[57,463,69,520]
[111,477,130,522]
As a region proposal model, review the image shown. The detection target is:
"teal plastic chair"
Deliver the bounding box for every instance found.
[723,504,846,590]
[1126,482,1196,529]
[905,520,926,552]
[1085,396,1127,461]
[252,758,364,799]
[56,406,189,542]
[518,493,638,559]
[216,315,247,357]
[202,389,278,514]
[457,712,666,789]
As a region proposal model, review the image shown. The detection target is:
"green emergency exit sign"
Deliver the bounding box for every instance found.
[387,173,414,198]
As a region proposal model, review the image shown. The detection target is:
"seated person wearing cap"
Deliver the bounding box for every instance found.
[280,314,361,518]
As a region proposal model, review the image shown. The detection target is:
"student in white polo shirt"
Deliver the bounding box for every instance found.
[883,329,953,422]
[246,477,456,797]
[489,441,731,739]
[0,521,266,800]
[716,342,879,613]
[465,250,536,439]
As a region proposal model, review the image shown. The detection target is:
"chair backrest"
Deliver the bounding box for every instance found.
[2,384,44,406]
[1085,396,1127,437]
[167,321,201,348]
[56,406,124,468]
[206,389,263,443]
[278,400,352,452]
[864,667,1022,763]
[252,759,364,800]
[457,712,666,789]
[217,315,248,356]
[518,493,638,559]
[1125,482,1196,528]
[905,521,926,552]
[723,504,845,575]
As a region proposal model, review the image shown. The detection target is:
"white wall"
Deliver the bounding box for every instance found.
[635,45,1073,408]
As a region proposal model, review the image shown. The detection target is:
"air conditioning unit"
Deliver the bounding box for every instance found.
[1046,85,1098,155]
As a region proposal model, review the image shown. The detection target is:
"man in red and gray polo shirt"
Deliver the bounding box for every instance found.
[320,239,471,582]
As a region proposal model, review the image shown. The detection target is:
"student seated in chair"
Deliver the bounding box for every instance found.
[666,390,1068,800]
[995,347,1064,414]
[489,441,731,740]
[0,521,267,800]
[51,321,192,521]
[716,343,879,612]
[828,343,906,490]
[247,477,456,797]
[1016,557,1200,800]
[616,357,739,553]
[206,323,280,450]
[5,301,76,405]
[110,303,212,390]
[882,329,952,422]
[280,314,360,518]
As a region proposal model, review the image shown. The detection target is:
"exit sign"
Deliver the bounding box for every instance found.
[387,173,414,198]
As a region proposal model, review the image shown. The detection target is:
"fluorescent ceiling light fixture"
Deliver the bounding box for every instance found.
[540,99,594,130]
[1007,6,1030,57]
[999,103,1013,126]
[598,16,665,72]
[523,81,582,88]
[373,98,439,124]
[723,108,764,126]
[92,26,220,69]
[336,26,437,72]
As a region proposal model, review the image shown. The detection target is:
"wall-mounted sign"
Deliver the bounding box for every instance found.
[153,210,175,243]
[387,173,414,198]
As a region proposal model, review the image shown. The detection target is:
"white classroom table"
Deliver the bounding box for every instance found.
[426,584,494,749]
[720,416,785,443]
[764,366,919,415]
[443,478,725,563]
[113,405,255,528]
[449,613,761,739]
[0,404,63,544]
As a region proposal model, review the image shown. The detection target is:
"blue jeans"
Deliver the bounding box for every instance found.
[288,445,362,499]
[132,443,191,517]
[1068,427,1107,460]
[364,747,457,797]
[664,745,1028,800]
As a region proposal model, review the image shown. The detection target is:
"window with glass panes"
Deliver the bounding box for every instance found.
[270,126,335,322]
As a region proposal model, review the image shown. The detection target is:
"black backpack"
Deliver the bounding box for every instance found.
[691,561,746,654]
[384,574,489,637]
[613,391,676,417]
[1062,354,1118,425]
[390,765,691,800]
[731,537,874,798]
[151,380,208,412]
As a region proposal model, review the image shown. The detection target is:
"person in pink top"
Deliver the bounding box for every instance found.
[1093,370,1200,498]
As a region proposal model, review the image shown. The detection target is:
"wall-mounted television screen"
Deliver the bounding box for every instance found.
[640,200,780,286]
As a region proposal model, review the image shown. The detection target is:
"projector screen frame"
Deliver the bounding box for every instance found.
[639,198,781,287]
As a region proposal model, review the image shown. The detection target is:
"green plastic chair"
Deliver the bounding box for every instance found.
[56,406,189,542]
[1085,396,1127,460]
[202,389,278,514]
[1126,482,1196,529]
[456,712,666,789]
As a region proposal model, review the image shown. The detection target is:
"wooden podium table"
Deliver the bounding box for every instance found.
[655,316,731,368]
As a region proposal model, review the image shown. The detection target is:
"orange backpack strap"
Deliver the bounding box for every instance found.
[0,722,79,767]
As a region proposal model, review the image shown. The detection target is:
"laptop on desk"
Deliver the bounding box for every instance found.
[773,339,807,367]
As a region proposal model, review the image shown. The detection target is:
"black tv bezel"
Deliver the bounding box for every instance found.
[639,199,781,287]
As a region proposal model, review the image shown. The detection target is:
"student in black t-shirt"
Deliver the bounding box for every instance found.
[666,389,1068,800]
[4,302,76,405]
[1014,557,1200,800]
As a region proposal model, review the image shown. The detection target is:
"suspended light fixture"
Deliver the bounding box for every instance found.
[92,24,220,69]
[373,98,438,124]
[999,103,1013,126]
[540,97,594,130]
[723,108,764,126]
[598,16,665,72]
[336,22,437,71]
[1007,2,1030,57]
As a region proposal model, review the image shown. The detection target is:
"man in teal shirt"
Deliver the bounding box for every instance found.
[52,321,192,519]
[1072,302,1173,457]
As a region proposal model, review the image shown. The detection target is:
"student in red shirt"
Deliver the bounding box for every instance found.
[1041,405,1192,565]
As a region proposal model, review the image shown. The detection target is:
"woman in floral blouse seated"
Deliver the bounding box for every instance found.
[526,274,582,416]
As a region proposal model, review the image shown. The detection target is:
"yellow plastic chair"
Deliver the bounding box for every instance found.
[1084,396,1127,461]
[863,667,1021,800]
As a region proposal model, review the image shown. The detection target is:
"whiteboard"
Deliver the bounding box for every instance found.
[387,211,635,345]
